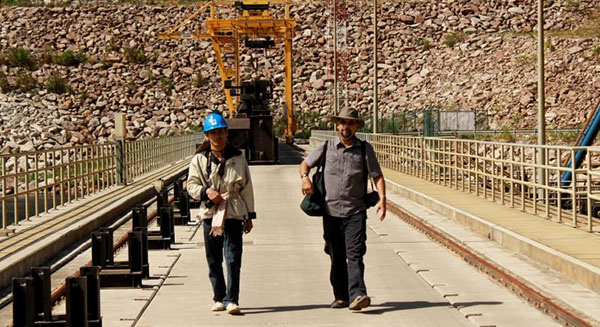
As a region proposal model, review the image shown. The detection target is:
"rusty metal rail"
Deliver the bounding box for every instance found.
[387,201,594,327]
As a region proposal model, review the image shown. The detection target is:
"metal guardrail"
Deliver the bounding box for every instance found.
[392,128,581,137]
[0,133,203,233]
[125,134,203,182]
[311,130,600,233]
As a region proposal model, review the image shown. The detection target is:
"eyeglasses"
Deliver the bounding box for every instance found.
[338,119,357,126]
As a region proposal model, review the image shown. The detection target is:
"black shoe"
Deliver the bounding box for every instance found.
[330,299,349,309]
[349,295,371,310]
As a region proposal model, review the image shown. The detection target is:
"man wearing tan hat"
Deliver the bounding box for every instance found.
[299,108,387,311]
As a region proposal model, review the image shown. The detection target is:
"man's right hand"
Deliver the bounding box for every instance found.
[302,177,314,196]
[206,188,224,204]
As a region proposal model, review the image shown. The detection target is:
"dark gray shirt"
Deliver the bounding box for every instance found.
[305,137,382,217]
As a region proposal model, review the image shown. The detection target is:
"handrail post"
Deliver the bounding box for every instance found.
[115,113,127,186]
[1,156,6,234]
[586,151,592,232]
[571,149,577,227]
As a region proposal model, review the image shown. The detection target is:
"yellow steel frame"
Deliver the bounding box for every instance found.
[158,0,297,140]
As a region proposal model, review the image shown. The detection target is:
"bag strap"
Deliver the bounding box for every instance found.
[203,150,212,176]
[360,140,375,190]
[316,140,328,173]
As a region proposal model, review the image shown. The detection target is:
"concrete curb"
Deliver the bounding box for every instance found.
[384,178,600,294]
[0,164,188,290]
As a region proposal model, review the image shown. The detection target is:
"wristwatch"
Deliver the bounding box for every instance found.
[300,173,309,179]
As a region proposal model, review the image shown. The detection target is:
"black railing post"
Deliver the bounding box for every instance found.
[80,266,101,322]
[159,206,173,241]
[30,267,52,321]
[12,277,35,327]
[66,276,88,327]
[134,227,149,278]
[91,231,110,268]
[128,231,144,274]
[132,204,148,229]
[180,190,190,220]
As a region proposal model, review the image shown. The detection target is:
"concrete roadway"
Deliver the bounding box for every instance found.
[133,160,560,326]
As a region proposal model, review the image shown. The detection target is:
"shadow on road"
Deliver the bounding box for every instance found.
[242,300,503,315]
[359,300,503,315]
[278,143,305,165]
[242,304,330,314]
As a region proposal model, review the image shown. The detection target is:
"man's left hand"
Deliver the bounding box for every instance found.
[244,219,253,234]
[375,199,386,221]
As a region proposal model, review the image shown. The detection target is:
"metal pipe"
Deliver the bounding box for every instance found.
[333,0,338,117]
[537,0,546,191]
[373,0,378,134]
[561,105,600,185]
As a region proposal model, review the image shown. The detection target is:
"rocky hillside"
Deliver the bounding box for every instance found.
[0,0,599,152]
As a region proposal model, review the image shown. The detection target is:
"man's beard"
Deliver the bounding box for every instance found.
[341,129,354,139]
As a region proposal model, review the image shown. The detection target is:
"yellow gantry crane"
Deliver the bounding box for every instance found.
[158,0,297,147]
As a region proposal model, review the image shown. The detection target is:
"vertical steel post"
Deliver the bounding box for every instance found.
[1,156,6,232]
[115,113,127,185]
[99,227,115,265]
[12,277,35,327]
[66,276,88,327]
[13,154,18,225]
[31,267,52,321]
[173,178,182,204]
[132,204,148,229]
[79,266,101,322]
[128,231,144,273]
[285,28,294,143]
[537,0,546,194]
[34,153,39,217]
[25,154,29,220]
[333,0,338,117]
[234,29,240,106]
[133,227,149,278]
[373,0,378,134]
[91,231,109,268]
[180,190,191,220]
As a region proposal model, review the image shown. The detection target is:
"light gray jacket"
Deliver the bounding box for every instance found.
[186,148,256,221]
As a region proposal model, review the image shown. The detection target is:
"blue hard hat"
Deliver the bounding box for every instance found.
[203,112,228,133]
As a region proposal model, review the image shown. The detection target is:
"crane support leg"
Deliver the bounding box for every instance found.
[284,34,294,144]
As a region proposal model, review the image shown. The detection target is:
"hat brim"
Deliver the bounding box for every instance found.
[331,116,365,128]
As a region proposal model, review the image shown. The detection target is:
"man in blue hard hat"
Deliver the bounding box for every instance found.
[187,112,256,315]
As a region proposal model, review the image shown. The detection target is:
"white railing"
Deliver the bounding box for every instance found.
[0,133,204,233]
[125,134,204,182]
[311,130,600,233]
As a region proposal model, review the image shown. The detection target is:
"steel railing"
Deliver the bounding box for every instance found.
[0,133,203,234]
[311,130,600,233]
[125,134,204,182]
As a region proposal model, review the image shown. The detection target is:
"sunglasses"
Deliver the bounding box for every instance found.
[338,119,358,126]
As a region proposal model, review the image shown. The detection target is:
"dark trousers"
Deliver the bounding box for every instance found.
[323,210,367,302]
[203,219,244,304]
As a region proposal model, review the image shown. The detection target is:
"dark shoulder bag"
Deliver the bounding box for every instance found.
[300,141,328,216]
[361,140,380,208]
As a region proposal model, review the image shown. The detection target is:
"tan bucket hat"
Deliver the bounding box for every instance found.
[331,108,365,128]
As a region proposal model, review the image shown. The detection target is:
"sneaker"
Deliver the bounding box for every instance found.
[349,295,371,311]
[211,301,225,312]
[330,299,349,309]
[226,302,241,315]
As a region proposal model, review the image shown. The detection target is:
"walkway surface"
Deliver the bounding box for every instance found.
[130,159,560,326]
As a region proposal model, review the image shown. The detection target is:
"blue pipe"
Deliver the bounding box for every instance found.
[561,105,600,187]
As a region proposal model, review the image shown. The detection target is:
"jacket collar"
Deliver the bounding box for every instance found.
[206,144,241,163]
